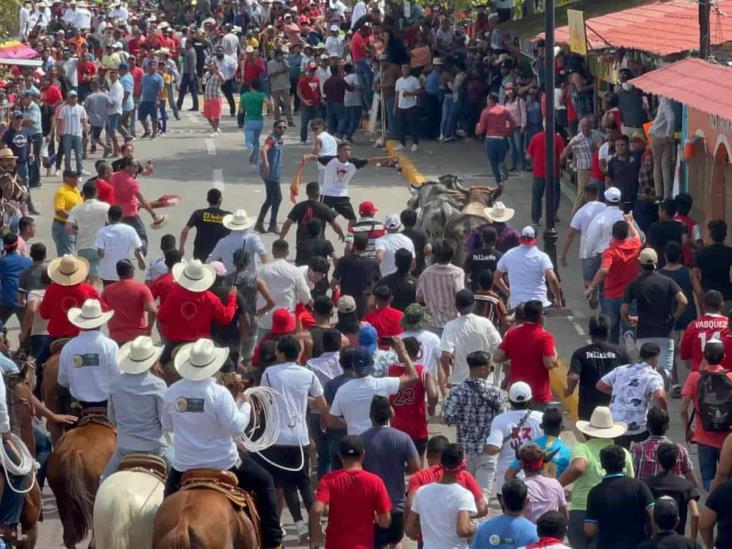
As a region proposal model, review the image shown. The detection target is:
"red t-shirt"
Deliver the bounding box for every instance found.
[42,84,63,107]
[297,75,321,106]
[157,284,236,342]
[591,149,603,179]
[241,59,266,86]
[95,178,116,204]
[526,131,564,178]
[363,307,404,339]
[498,322,555,403]
[407,464,483,502]
[681,365,732,448]
[674,213,697,266]
[351,31,369,62]
[130,66,144,98]
[388,363,428,440]
[315,468,391,549]
[600,236,641,298]
[111,170,140,217]
[127,37,145,57]
[39,282,101,338]
[679,314,729,372]
[150,272,176,306]
[102,279,154,344]
[77,61,97,84]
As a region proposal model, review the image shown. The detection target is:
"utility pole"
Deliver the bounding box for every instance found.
[543,0,558,269]
[700,0,711,59]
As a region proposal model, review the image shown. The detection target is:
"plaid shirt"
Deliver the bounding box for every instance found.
[630,435,692,481]
[443,377,505,455]
[637,150,656,200]
[567,132,593,170]
[203,71,223,100]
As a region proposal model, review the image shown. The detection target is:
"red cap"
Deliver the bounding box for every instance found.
[306,62,317,71]
[359,200,377,216]
[271,308,296,335]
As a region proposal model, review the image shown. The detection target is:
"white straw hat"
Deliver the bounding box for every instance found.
[118,336,163,374]
[484,201,515,223]
[222,209,255,231]
[576,406,628,439]
[67,299,114,329]
[48,254,90,286]
[172,260,216,293]
[174,338,229,381]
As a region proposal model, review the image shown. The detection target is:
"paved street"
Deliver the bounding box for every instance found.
[17,106,695,547]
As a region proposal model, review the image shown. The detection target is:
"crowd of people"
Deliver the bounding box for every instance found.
[0,0,731,548]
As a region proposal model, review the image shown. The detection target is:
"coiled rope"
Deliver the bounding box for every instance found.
[0,433,39,494]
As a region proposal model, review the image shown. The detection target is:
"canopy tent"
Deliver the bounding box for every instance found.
[0,41,39,60]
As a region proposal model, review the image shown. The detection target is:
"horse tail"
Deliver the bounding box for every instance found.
[64,448,94,543]
[157,517,205,549]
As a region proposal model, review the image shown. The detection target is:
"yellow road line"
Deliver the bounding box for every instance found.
[385,140,427,186]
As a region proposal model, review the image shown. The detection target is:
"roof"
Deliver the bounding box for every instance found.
[546,0,732,56]
[630,58,732,121]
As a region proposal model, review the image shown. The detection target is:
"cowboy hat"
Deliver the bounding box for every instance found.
[222,209,255,231]
[48,254,89,286]
[174,338,229,381]
[67,299,114,330]
[118,336,163,374]
[484,201,515,223]
[172,260,216,293]
[576,406,628,439]
[462,202,491,219]
[0,149,17,160]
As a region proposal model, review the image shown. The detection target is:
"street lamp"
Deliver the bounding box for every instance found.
[543,0,558,269]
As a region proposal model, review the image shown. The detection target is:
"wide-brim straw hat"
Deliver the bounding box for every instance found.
[484,201,515,223]
[67,299,114,330]
[174,338,229,381]
[462,202,491,218]
[222,209,255,231]
[576,406,628,439]
[118,336,163,374]
[0,149,18,160]
[172,260,216,293]
[48,254,90,286]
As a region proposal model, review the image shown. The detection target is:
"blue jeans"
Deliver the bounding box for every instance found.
[62,134,83,173]
[446,99,463,139]
[0,442,26,525]
[601,294,626,344]
[52,219,75,256]
[384,96,397,139]
[484,138,509,185]
[345,105,362,139]
[697,443,721,491]
[355,58,373,110]
[307,413,330,478]
[300,105,318,142]
[258,178,282,226]
[441,95,454,138]
[508,127,525,170]
[244,119,264,164]
[34,425,51,489]
[326,102,347,137]
[398,106,419,146]
[177,73,199,111]
[531,176,560,223]
[122,215,148,256]
[165,83,178,116]
[29,133,42,186]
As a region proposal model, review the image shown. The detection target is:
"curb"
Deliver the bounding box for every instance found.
[385,140,427,186]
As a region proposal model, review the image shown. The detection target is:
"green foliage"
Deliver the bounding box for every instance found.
[0,0,21,41]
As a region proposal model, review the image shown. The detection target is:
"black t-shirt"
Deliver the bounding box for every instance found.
[186,207,231,261]
[402,227,428,275]
[646,471,700,535]
[637,531,701,549]
[586,475,654,549]
[463,246,503,291]
[333,254,381,299]
[377,272,417,311]
[694,243,732,299]
[648,221,686,267]
[706,480,732,549]
[606,155,640,204]
[287,199,335,241]
[623,271,681,338]
[569,342,629,421]
[295,237,334,266]
[1,128,30,162]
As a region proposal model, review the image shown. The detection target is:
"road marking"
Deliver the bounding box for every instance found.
[213,168,224,190]
[205,138,216,155]
[186,113,197,123]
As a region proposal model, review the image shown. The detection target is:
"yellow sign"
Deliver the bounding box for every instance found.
[567,9,588,56]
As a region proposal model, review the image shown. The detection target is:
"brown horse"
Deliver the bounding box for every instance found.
[46,415,116,548]
[39,339,71,445]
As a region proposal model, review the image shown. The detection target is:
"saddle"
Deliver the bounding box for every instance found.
[180,468,262,546]
[77,409,116,433]
[118,454,167,482]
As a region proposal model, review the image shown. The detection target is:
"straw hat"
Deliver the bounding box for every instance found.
[67,299,114,330]
[222,209,255,231]
[462,202,491,218]
[576,406,628,439]
[484,201,515,223]
[172,260,216,293]
[0,149,18,160]
[48,254,89,286]
[174,338,229,381]
[118,336,163,374]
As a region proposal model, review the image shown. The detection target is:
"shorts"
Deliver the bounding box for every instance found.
[90,126,103,139]
[106,113,120,132]
[374,510,404,547]
[412,437,428,457]
[322,195,356,221]
[203,98,223,120]
[138,101,157,121]
[254,444,310,488]
[77,247,100,277]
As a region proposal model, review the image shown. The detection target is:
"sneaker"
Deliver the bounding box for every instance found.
[670,384,682,399]
[392,144,405,151]
[254,223,267,234]
[295,520,308,543]
[80,169,91,176]
[300,140,307,145]
[411,144,419,153]
[267,224,279,234]
[53,168,60,177]
[288,121,296,127]
[442,136,455,143]
[141,131,151,139]
[211,132,219,138]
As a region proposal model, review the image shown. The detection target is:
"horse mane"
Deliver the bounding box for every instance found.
[64,449,94,544]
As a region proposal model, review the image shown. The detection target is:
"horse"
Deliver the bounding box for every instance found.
[39,339,71,445]
[46,412,117,548]
[93,455,166,549]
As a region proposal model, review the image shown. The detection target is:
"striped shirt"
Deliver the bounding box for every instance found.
[566,132,594,170]
[56,103,87,137]
[416,263,465,329]
[346,217,386,258]
[203,72,223,101]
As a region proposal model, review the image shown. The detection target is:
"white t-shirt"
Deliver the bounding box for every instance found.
[395,75,421,110]
[325,35,345,58]
[94,222,143,281]
[67,199,110,250]
[486,409,544,491]
[496,245,554,308]
[320,156,367,197]
[584,206,625,256]
[402,329,440,375]
[261,362,324,446]
[412,482,477,549]
[344,73,362,107]
[107,80,124,115]
[330,376,400,435]
[316,131,339,184]
[440,313,502,384]
[569,201,607,259]
[374,233,415,276]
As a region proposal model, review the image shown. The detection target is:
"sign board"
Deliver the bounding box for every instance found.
[567,9,588,56]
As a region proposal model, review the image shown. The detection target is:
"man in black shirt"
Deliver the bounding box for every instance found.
[638,497,701,549]
[463,226,502,291]
[585,444,655,549]
[648,199,686,269]
[702,479,732,549]
[179,188,231,261]
[332,232,381,318]
[605,135,640,211]
[281,181,345,244]
[377,248,417,311]
[567,314,629,421]
[400,209,431,276]
[295,219,335,266]
[693,219,732,308]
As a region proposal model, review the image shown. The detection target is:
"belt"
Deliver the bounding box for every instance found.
[53,219,66,224]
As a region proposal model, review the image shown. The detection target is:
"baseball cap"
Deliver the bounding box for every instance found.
[352,347,374,375]
[337,295,356,314]
[509,381,533,403]
[68,90,78,96]
[639,247,658,266]
[11,111,24,119]
[319,53,329,60]
[306,62,317,71]
[358,325,377,352]
[245,45,255,53]
[359,200,377,216]
[330,23,340,31]
[604,186,621,203]
[339,435,364,457]
[118,62,128,70]
[384,213,401,230]
[520,226,536,244]
[455,289,475,310]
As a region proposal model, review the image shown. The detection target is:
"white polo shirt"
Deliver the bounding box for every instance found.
[496,244,554,307]
[58,330,121,403]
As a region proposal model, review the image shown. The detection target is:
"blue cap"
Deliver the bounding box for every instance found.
[118,63,128,70]
[358,325,377,352]
[352,348,374,375]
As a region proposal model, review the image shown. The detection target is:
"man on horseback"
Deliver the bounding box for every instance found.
[102,336,168,479]
[0,148,30,236]
[58,299,120,410]
[161,338,283,549]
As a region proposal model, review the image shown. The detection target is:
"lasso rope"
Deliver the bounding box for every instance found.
[0,433,39,494]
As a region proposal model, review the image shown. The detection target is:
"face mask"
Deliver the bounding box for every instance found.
[622,82,633,92]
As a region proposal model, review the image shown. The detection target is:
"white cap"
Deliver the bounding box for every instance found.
[604,186,622,203]
[245,45,255,53]
[384,213,401,230]
[330,24,340,31]
[521,225,536,239]
[509,381,533,403]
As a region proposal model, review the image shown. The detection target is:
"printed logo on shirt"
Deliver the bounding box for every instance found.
[180,301,198,320]
[489,534,516,545]
[201,212,224,224]
[60,296,81,313]
[12,133,28,149]
[176,398,205,413]
[72,353,100,367]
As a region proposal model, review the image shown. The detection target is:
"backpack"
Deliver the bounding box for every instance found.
[697,370,732,432]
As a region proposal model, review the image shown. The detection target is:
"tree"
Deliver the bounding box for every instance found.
[1,0,21,41]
